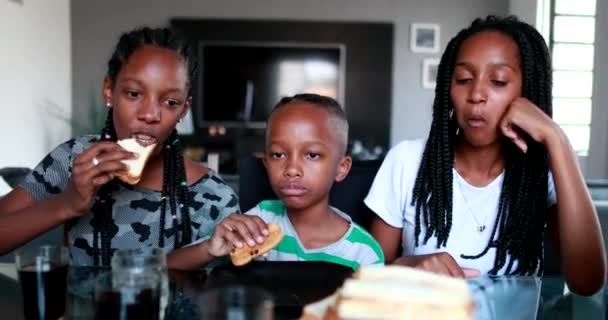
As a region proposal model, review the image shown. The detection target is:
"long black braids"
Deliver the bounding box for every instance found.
[159,130,193,250]
[90,109,118,266]
[411,16,552,275]
[91,27,197,266]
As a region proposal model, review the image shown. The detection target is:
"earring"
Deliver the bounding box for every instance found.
[449,109,454,120]
[106,101,111,108]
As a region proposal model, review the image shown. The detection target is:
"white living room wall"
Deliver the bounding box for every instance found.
[508,0,537,25]
[0,0,72,195]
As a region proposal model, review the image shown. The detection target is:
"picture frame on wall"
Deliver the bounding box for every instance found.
[410,23,440,53]
[422,58,440,89]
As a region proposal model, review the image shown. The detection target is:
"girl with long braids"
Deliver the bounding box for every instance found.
[365,16,606,295]
[0,27,269,269]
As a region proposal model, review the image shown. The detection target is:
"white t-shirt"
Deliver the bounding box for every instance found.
[364,139,557,275]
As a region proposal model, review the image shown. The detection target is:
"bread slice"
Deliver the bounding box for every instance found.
[115,138,157,185]
[230,223,283,266]
[337,280,473,320]
[354,265,469,292]
[299,265,474,320]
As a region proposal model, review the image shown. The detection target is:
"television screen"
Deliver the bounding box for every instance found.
[196,42,345,127]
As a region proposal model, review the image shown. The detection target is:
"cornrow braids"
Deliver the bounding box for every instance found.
[107,27,197,95]
[411,16,552,275]
[89,27,196,266]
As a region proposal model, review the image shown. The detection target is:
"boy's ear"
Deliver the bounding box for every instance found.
[334,156,352,182]
[102,78,113,107]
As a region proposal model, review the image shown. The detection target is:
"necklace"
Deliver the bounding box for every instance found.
[455,175,489,233]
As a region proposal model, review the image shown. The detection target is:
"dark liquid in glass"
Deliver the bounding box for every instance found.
[18,264,68,320]
[94,288,160,320]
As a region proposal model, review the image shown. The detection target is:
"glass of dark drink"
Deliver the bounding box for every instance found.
[15,245,69,320]
[94,269,161,320]
[94,287,160,320]
[111,248,168,319]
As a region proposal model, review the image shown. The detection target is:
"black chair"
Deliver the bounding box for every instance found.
[0,167,31,189]
[238,156,382,231]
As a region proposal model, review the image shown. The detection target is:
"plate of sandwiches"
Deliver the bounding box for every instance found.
[300,265,474,320]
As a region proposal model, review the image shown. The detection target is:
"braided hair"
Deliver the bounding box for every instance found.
[91,27,198,266]
[411,16,552,275]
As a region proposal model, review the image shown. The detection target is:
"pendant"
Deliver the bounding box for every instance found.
[477,225,486,232]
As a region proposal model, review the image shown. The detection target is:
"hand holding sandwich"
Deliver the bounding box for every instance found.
[207,213,270,257]
[395,252,480,279]
[61,141,137,216]
[167,213,275,270]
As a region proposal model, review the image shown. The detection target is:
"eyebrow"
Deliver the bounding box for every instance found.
[454,62,518,72]
[268,140,329,148]
[119,78,143,86]
[120,78,185,94]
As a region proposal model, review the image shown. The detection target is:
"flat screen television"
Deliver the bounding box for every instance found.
[195,41,346,128]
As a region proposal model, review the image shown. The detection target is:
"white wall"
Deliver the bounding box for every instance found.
[509,0,537,25]
[71,0,508,149]
[0,0,72,195]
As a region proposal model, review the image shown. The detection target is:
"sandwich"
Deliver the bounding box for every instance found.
[230,223,283,266]
[115,138,157,185]
[301,265,474,320]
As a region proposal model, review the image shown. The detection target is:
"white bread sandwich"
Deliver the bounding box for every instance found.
[115,138,157,185]
[301,265,474,320]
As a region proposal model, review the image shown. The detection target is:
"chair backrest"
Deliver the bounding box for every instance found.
[238,156,382,231]
[0,167,32,188]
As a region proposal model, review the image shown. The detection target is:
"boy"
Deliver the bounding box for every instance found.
[164,94,383,270]
[245,93,384,270]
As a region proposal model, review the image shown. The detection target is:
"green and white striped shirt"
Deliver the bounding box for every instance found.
[245,200,384,270]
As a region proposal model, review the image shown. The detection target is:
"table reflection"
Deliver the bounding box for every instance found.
[1,262,605,320]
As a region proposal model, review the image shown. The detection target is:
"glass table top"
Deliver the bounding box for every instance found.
[0,262,605,320]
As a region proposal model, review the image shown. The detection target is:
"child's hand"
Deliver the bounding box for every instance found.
[61,142,135,215]
[207,214,270,257]
[401,252,480,278]
[499,97,559,153]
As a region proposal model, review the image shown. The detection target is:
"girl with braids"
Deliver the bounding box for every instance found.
[0,27,269,269]
[365,16,606,295]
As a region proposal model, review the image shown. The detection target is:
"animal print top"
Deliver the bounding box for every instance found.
[19,135,240,266]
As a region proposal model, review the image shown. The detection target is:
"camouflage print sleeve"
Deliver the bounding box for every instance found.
[19,136,93,202]
[189,171,241,245]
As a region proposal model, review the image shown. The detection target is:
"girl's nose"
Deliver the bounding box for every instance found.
[467,80,487,104]
[137,99,161,123]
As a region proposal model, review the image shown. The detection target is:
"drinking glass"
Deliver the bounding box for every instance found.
[111,248,169,319]
[94,270,161,320]
[15,245,69,320]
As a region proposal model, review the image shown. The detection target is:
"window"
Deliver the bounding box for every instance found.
[550,0,597,155]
